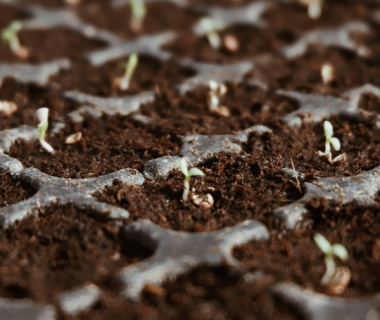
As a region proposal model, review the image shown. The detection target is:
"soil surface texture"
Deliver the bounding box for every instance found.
[1,0,380,319]
[0,204,152,303]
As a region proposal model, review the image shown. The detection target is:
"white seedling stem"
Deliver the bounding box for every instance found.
[1,21,29,59]
[209,80,219,110]
[33,108,54,153]
[200,17,222,50]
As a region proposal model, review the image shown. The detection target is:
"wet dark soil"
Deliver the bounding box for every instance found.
[7,84,297,179]
[65,267,301,320]
[0,204,152,303]
[0,78,80,131]
[1,0,380,318]
[94,153,302,232]
[0,170,35,207]
[0,27,106,63]
[51,57,195,96]
[234,201,380,298]
[263,0,376,35]
[0,3,29,30]
[163,25,285,63]
[138,86,295,136]
[8,114,181,179]
[77,1,201,39]
[247,47,380,95]
[242,115,380,178]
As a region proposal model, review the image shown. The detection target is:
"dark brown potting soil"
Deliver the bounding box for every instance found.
[77,1,201,39]
[0,4,29,30]
[0,204,152,303]
[0,27,106,63]
[247,47,380,95]
[0,170,35,207]
[67,267,301,320]
[234,201,380,298]
[244,116,380,178]
[2,0,380,318]
[8,114,181,179]
[94,153,302,232]
[0,79,80,131]
[162,25,284,63]
[51,57,195,96]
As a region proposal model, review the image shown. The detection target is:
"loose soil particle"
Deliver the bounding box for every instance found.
[0,170,35,207]
[67,267,301,320]
[95,153,302,232]
[0,204,152,303]
[233,201,380,298]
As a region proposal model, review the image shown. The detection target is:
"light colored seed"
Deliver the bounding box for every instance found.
[192,193,214,210]
[321,63,335,84]
[223,34,240,53]
[214,106,230,117]
[144,283,166,296]
[65,132,82,144]
[65,0,81,5]
[324,266,351,295]
[0,101,18,116]
[219,83,228,96]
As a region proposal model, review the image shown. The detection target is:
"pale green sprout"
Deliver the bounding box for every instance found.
[313,233,348,285]
[179,158,204,201]
[119,53,138,90]
[1,21,29,59]
[199,17,222,50]
[323,121,340,154]
[33,108,54,153]
[130,0,147,32]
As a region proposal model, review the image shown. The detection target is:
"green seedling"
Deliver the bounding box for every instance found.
[323,121,340,154]
[313,233,348,285]
[1,21,29,59]
[199,17,222,50]
[118,53,138,90]
[33,108,54,153]
[130,0,147,32]
[179,158,204,201]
